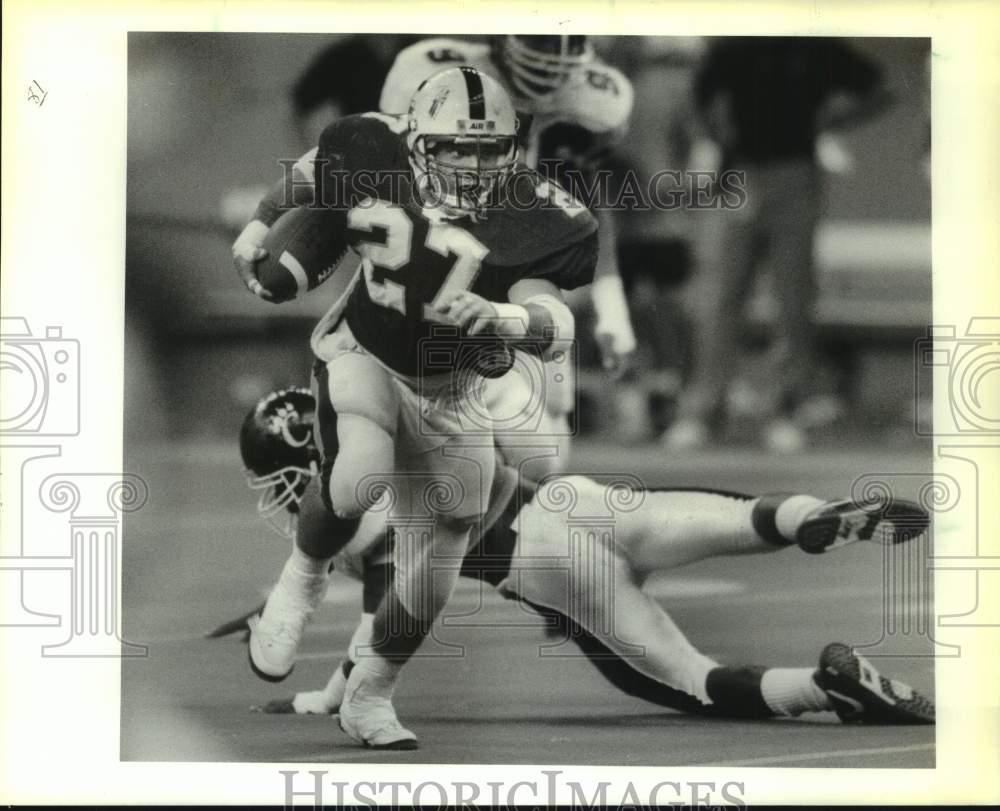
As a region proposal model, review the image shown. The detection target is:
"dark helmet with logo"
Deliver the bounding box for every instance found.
[239,387,319,538]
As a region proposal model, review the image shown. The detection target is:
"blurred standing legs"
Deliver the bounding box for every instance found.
[666,159,821,451]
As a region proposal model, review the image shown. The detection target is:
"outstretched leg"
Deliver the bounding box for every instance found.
[608,486,929,573]
[523,601,932,723]
[507,477,931,720]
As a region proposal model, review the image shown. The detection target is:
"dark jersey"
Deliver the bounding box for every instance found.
[313,113,598,378]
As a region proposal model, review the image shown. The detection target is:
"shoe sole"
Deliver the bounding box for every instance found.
[247,637,294,683]
[798,498,929,554]
[339,720,419,750]
[817,642,935,725]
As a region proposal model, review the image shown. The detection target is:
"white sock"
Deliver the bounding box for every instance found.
[774,495,824,542]
[350,654,404,698]
[760,667,833,716]
[318,666,348,711]
[348,613,375,660]
[270,547,332,614]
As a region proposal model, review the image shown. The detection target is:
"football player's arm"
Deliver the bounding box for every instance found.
[232,148,318,300]
[591,205,636,377]
[434,232,597,359]
[433,278,573,357]
[578,78,639,376]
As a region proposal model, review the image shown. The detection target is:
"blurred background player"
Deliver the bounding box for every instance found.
[663,37,894,453]
[213,386,934,745]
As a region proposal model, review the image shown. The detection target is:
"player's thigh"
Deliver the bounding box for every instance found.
[395,433,496,526]
[312,346,399,516]
[485,361,570,480]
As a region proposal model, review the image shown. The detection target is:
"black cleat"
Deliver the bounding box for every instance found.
[204,601,266,640]
[814,642,935,725]
[253,697,298,714]
[797,498,929,554]
[251,692,340,715]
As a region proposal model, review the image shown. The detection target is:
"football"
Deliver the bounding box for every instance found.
[257,206,347,301]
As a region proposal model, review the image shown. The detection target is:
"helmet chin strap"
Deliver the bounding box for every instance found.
[409,153,489,222]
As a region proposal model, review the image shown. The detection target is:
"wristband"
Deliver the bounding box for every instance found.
[490,303,531,338]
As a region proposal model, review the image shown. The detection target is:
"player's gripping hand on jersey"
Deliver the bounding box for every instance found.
[433,290,547,340]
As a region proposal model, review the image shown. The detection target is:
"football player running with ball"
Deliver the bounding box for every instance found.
[380,35,638,467]
[232,69,598,747]
[235,36,638,478]
[212,388,934,750]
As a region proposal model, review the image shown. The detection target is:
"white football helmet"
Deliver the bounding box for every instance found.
[407,66,519,216]
[501,35,593,99]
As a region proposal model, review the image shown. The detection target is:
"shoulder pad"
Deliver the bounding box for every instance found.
[558,60,634,137]
[379,37,491,114]
[317,113,407,173]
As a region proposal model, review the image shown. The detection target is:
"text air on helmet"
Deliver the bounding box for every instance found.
[407,66,519,216]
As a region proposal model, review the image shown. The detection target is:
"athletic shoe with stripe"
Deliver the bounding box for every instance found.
[247,574,328,682]
[813,642,935,725]
[796,497,929,554]
[339,666,419,750]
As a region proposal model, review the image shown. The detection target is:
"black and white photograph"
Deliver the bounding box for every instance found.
[123,31,938,764]
[2,1,999,806]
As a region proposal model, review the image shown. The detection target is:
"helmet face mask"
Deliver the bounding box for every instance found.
[407,66,519,217]
[414,133,518,214]
[501,35,593,99]
[239,387,319,540]
[246,461,318,540]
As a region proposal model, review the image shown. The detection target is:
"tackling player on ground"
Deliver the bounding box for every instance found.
[211,387,934,748]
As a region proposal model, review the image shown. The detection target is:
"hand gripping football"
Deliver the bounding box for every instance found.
[256,206,347,301]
